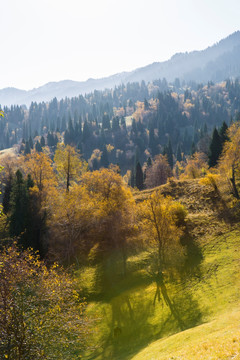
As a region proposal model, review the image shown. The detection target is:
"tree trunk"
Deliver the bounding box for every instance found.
[230,164,239,199]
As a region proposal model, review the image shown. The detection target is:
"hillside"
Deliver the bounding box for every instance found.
[82,179,240,360]
[1,31,240,106]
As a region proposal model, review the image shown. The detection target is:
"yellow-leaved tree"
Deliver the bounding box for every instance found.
[219,121,240,199]
[180,152,208,180]
[0,242,89,360]
[138,190,187,305]
[138,190,186,275]
[21,151,57,201]
[49,168,136,285]
[54,143,88,191]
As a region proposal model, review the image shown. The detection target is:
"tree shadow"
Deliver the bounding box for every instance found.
[86,270,203,360]
[87,292,154,360]
[152,271,202,338]
[180,226,203,277]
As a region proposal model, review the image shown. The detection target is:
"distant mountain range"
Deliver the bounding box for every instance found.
[1,31,240,107]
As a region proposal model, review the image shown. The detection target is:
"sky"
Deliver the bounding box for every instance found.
[1,0,240,90]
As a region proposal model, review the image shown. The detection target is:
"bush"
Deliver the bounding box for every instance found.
[0,242,88,359]
[170,202,188,226]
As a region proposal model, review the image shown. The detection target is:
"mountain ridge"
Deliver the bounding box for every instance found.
[1,31,240,107]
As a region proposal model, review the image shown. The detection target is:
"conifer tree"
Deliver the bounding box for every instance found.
[29,136,33,149]
[149,126,157,155]
[219,121,229,148]
[136,162,144,190]
[35,140,42,152]
[130,168,135,188]
[176,144,182,162]
[101,145,109,168]
[9,170,28,237]
[40,135,45,147]
[208,128,222,167]
[82,121,91,143]
[2,175,13,214]
[24,141,31,155]
[190,141,196,156]
[166,139,173,169]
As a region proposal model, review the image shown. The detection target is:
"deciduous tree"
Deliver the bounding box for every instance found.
[0,242,88,360]
[145,154,172,188]
[54,143,87,191]
[219,121,240,199]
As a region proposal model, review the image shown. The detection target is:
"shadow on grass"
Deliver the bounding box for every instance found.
[153,273,202,338]
[180,226,203,277]
[86,273,202,360]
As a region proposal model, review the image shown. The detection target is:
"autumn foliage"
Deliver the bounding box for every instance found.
[0,243,88,360]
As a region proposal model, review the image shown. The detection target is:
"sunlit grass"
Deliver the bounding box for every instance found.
[132,309,240,360]
[81,179,240,359]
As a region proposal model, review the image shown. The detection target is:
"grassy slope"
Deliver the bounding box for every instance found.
[82,180,240,360]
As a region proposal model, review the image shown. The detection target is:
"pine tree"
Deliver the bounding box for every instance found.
[135,162,144,190]
[102,114,111,130]
[40,135,45,147]
[101,145,109,168]
[24,141,31,155]
[166,139,173,169]
[208,128,222,167]
[35,140,42,152]
[9,170,28,238]
[82,121,91,143]
[130,168,135,188]
[219,121,228,148]
[149,126,157,156]
[190,141,196,156]
[176,144,182,162]
[2,175,13,214]
[29,136,33,149]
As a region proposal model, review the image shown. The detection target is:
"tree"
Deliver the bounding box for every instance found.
[24,140,31,155]
[35,140,42,152]
[135,161,144,190]
[0,154,19,215]
[219,121,228,146]
[101,145,109,168]
[166,138,173,169]
[40,135,45,147]
[176,144,182,162]
[8,170,45,253]
[54,143,87,191]
[138,190,185,274]
[145,154,172,188]
[208,128,222,167]
[219,121,240,199]
[49,169,136,279]
[181,152,208,179]
[22,152,57,194]
[81,168,136,278]
[9,170,29,238]
[0,242,88,360]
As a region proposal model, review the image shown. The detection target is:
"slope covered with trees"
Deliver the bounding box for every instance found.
[1,72,240,359]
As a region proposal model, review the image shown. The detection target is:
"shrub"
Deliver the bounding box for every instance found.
[0,242,88,359]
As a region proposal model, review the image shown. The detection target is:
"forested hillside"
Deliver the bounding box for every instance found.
[1,66,240,359]
[1,77,240,181]
[1,110,240,358]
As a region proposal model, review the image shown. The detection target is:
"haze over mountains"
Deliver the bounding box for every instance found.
[1,31,240,107]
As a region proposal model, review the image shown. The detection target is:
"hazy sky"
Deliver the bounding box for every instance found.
[1,0,240,90]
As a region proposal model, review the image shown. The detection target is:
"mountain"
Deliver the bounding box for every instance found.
[1,31,240,107]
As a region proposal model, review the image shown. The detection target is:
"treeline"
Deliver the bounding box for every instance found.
[1,117,240,262]
[1,78,240,175]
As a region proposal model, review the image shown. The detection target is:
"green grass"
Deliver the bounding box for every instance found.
[80,180,240,359]
[131,309,240,360]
